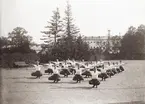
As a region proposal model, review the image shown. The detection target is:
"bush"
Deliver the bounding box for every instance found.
[0,52,39,68]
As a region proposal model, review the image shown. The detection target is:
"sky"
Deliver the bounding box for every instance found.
[1,0,145,44]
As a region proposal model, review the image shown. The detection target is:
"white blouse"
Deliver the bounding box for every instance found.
[34,65,41,71]
[53,69,59,74]
[75,68,83,75]
[92,71,101,79]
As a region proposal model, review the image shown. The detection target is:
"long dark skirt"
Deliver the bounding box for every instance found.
[48,74,61,83]
[98,73,108,81]
[82,71,92,78]
[73,74,84,83]
[106,70,114,77]
[116,68,121,73]
[112,68,117,74]
[60,69,71,77]
[120,66,124,71]
[97,68,101,72]
[69,68,76,75]
[89,79,100,88]
[90,68,95,71]
[31,71,42,78]
[45,68,53,75]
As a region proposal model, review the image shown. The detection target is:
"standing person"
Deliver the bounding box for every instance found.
[31,61,42,79]
[48,64,61,83]
[89,69,101,88]
[73,64,84,83]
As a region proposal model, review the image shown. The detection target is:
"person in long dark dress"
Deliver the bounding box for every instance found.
[81,63,92,78]
[73,64,84,83]
[89,70,101,88]
[31,61,42,78]
[98,67,108,81]
[60,65,71,77]
[48,64,61,83]
[44,63,54,75]
[119,61,125,71]
[106,62,114,77]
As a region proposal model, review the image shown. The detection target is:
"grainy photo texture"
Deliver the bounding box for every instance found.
[0,0,145,104]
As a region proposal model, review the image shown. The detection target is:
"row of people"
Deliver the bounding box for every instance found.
[31,60,125,88]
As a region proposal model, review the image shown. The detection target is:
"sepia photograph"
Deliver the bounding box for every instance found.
[0,0,145,104]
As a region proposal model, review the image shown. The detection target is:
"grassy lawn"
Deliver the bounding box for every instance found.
[1,60,145,104]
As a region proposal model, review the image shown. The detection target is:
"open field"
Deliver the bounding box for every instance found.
[1,60,145,104]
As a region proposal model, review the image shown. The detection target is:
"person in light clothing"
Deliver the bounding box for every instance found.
[53,68,59,74]
[89,70,101,88]
[31,61,42,78]
[44,63,54,75]
[115,62,121,73]
[60,65,71,77]
[111,63,118,75]
[98,67,108,81]
[81,66,92,78]
[48,64,61,83]
[73,64,84,83]
[106,62,114,77]
[119,61,125,72]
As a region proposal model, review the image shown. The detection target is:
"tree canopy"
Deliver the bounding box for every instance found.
[120,25,145,59]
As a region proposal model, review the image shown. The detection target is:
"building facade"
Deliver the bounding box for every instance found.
[83,35,122,53]
[83,36,108,49]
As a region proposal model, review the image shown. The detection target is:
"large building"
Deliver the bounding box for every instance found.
[83,32,122,53]
[83,36,109,49]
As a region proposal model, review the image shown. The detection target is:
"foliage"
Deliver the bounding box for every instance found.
[5,27,34,53]
[63,1,80,37]
[0,27,39,67]
[0,36,10,54]
[41,8,63,45]
[0,52,39,68]
[120,25,145,59]
[74,36,90,60]
[111,35,122,53]
[8,27,32,47]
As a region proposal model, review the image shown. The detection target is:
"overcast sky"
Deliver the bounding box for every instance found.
[1,0,145,43]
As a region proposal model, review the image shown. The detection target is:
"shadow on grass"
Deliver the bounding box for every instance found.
[51,86,94,90]
[15,81,51,84]
[14,81,78,84]
[51,85,145,90]
[5,76,28,79]
[14,81,94,90]
[26,77,38,79]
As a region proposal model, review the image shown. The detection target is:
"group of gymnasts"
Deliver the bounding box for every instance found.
[31,59,125,88]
